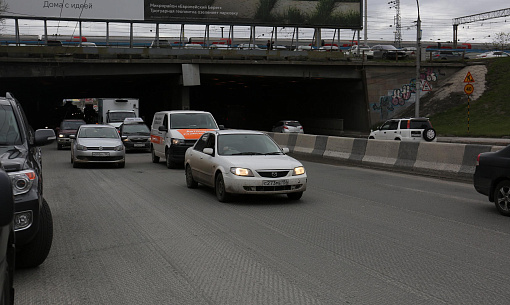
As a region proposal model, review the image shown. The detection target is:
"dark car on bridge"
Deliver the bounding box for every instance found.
[0,166,15,304]
[474,146,510,216]
[371,45,407,60]
[0,92,56,268]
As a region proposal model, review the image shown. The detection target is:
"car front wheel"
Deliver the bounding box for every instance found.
[151,147,160,163]
[215,173,230,202]
[16,198,53,268]
[185,165,198,188]
[494,180,510,216]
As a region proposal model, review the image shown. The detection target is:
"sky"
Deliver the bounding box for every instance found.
[365,0,510,44]
[1,0,509,45]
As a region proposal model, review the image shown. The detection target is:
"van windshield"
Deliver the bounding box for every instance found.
[170,113,217,129]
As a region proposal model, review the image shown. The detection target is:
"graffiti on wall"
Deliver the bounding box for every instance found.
[372,68,444,121]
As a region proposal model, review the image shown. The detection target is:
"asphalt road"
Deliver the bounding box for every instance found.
[14,146,510,305]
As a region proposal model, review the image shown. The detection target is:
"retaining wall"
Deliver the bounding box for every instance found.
[268,133,505,181]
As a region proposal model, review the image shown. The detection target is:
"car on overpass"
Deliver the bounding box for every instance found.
[474,145,510,216]
[476,51,510,58]
[371,45,407,59]
[184,130,307,202]
[0,92,56,268]
[368,118,436,142]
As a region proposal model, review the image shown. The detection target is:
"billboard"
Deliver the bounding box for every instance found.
[4,0,361,28]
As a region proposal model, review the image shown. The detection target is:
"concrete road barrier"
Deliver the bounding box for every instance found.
[268,132,505,181]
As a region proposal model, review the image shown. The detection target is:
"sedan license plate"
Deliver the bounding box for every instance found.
[92,152,110,157]
[134,144,145,147]
[263,180,289,186]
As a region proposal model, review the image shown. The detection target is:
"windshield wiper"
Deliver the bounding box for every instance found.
[264,152,283,155]
[231,152,264,155]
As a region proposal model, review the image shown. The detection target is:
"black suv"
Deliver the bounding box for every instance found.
[0,92,55,268]
[0,167,15,304]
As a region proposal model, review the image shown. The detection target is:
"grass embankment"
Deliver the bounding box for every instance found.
[430,57,510,137]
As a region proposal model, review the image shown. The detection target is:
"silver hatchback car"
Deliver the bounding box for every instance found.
[70,124,125,168]
[271,120,304,133]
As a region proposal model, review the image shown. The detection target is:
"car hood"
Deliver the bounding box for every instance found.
[77,138,122,146]
[0,146,28,171]
[221,154,303,170]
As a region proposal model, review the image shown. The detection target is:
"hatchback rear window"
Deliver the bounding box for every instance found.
[285,121,301,127]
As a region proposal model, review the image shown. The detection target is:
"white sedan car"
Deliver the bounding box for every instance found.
[184,130,307,202]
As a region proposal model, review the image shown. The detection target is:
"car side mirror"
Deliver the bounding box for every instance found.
[218,125,225,130]
[282,147,290,154]
[158,126,168,132]
[34,129,56,146]
[0,170,14,227]
[203,148,214,155]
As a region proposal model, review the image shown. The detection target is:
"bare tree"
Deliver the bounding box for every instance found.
[491,32,510,51]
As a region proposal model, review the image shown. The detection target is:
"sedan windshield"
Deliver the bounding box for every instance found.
[79,127,119,139]
[218,134,282,156]
[122,124,150,135]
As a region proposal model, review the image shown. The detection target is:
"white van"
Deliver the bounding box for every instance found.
[150,110,220,168]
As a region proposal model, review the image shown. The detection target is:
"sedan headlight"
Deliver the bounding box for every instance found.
[58,134,64,138]
[114,144,124,151]
[230,167,254,177]
[171,138,185,145]
[76,143,87,151]
[8,170,36,195]
[293,166,305,176]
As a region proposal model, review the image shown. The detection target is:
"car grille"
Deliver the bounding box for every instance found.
[77,156,124,161]
[87,147,116,150]
[130,138,149,142]
[256,171,290,178]
[244,185,303,192]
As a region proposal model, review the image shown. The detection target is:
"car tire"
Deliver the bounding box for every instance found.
[215,173,230,203]
[287,192,303,200]
[118,161,125,168]
[494,180,510,216]
[151,147,160,163]
[423,128,436,142]
[16,198,53,269]
[368,136,375,139]
[165,150,177,169]
[185,165,198,188]
[57,143,62,150]
[1,265,13,305]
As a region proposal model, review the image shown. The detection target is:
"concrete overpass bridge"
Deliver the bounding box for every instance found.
[0,45,466,134]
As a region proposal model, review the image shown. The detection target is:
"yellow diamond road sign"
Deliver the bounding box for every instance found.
[464,71,475,83]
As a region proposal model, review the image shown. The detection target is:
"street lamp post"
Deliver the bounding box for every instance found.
[415,0,421,118]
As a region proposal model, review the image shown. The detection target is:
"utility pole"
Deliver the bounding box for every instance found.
[389,0,402,48]
[364,0,367,45]
[415,0,421,118]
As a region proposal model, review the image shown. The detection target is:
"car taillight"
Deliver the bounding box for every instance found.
[284,126,289,129]
[476,154,480,166]
[407,120,410,129]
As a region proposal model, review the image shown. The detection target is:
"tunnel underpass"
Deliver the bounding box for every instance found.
[0,72,368,134]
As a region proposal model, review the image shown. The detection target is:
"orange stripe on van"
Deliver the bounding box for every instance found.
[177,129,214,139]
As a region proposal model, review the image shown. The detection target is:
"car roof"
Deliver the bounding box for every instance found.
[209,129,265,136]
[79,124,116,128]
[156,110,211,114]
